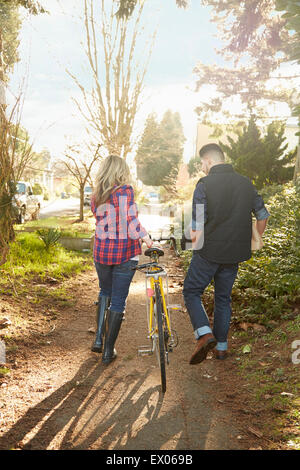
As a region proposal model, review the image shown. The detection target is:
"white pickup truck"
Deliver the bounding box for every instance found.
[13,181,41,224]
[84,185,93,206]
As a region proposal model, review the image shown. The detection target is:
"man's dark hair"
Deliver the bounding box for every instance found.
[199,143,225,161]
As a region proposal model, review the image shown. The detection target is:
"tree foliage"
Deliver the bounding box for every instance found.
[116,0,189,18]
[0,1,46,265]
[276,0,300,64]
[0,1,22,78]
[135,110,185,187]
[220,116,295,189]
[194,0,297,123]
[187,155,202,177]
[195,0,299,182]
[202,0,289,63]
[0,1,47,78]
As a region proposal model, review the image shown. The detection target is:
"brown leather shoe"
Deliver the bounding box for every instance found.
[189,333,217,365]
[215,350,228,360]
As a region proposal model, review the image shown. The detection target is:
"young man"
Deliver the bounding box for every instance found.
[183,143,270,364]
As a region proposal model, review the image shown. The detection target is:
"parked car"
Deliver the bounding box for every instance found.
[84,186,93,206]
[147,192,160,203]
[13,181,41,224]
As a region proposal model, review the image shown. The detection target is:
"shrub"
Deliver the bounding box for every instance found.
[36,228,62,252]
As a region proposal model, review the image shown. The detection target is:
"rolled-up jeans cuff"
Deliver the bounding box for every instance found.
[216,342,227,351]
[194,326,212,340]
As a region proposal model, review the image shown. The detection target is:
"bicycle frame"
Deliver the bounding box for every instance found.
[146,269,172,346]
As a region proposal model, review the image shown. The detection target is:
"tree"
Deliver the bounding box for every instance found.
[135,110,185,187]
[276,0,300,181]
[0,1,46,265]
[220,116,295,189]
[0,2,50,259]
[135,113,161,185]
[0,1,22,79]
[68,0,156,160]
[116,0,189,18]
[198,0,300,180]
[0,1,46,79]
[59,143,102,222]
[188,155,202,177]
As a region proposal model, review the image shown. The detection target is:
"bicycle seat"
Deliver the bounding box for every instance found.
[145,246,164,257]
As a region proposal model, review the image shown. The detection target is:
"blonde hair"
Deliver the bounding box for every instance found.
[93,154,131,206]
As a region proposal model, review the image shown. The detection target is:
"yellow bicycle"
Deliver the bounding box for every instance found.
[133,245,180,393]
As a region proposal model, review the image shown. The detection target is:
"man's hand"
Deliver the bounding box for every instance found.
[190,229,203,250]
[256,218,268,236]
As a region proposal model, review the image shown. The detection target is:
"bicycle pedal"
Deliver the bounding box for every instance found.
[138,346,153,356]
[168,304,181,311]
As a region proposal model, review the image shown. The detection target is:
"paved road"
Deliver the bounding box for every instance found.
[39,198,83,219]
[39,199,174,240]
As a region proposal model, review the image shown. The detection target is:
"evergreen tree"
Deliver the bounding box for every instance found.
[220,116,295,189]
[188,155,201,177]
[135,110,185,187]
[135,113,161,186]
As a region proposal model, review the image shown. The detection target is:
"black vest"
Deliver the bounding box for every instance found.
[195,164,255,264]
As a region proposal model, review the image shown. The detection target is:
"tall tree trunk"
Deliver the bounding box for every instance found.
[79,184,84,222]
[0,30,14,266]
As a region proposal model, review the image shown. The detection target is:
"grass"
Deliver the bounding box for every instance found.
[15,214,95,239]
[0,232,93,296]
[0,367,10,377]
[233,316,300,449]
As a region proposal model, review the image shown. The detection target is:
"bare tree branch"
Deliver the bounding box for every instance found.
[68,0,156,160]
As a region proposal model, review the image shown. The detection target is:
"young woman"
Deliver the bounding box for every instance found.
[90,154,152,365]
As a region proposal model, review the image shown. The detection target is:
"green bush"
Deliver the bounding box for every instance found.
[32,183,43,195]
[234,183,300,322]
[36,228,62,251]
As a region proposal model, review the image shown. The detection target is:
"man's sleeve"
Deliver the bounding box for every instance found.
[191,182,207,230]
[252,188,270,220]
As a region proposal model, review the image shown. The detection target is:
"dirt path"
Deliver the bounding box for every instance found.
[0,247,263,450]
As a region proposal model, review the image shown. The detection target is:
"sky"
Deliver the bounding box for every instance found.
[7,0,299,166]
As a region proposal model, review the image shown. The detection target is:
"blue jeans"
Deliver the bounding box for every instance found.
[183,254,239,351]
[94,259,138,313]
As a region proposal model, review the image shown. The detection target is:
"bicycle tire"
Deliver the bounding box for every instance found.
[155,283,166,394]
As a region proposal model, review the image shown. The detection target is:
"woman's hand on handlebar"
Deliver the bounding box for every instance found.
[142,234,153,248]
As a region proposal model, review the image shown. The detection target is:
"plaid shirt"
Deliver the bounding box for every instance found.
[91,185,147,265]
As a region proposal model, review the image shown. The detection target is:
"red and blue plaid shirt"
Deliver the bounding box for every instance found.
[91,185,147,265]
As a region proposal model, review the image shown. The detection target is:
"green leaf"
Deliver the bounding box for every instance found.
[242,344,252,354]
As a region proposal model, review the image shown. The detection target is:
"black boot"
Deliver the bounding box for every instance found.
[102,310,123,365]
[91,295,110,353]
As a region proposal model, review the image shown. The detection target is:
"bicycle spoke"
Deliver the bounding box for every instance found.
[155,284,166,394]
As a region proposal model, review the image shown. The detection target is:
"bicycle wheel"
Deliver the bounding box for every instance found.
[155,283,166,394]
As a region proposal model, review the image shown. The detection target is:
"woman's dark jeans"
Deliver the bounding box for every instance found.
[94,259,138,313]
[183,253,239,351]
